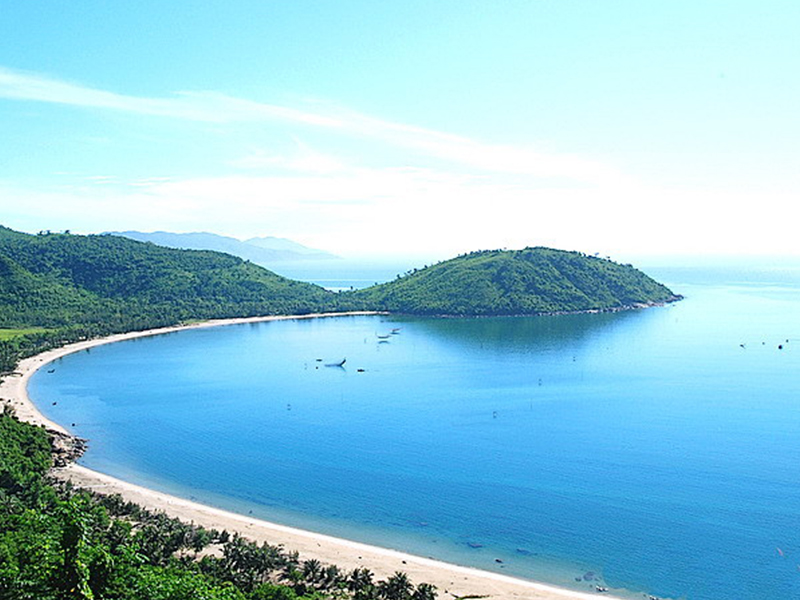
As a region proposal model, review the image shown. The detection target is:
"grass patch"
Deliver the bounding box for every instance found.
[0,327,50,341]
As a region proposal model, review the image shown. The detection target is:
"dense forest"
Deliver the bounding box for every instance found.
[353,248,680,316]
[0,408,437,600]
[0,226,339,329]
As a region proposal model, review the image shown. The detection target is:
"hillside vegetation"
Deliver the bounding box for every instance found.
[0,226,335,329]
[0,226,340,371]
[352,248,679,316]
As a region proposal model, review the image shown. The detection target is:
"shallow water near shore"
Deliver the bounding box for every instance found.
[31,264,800,600]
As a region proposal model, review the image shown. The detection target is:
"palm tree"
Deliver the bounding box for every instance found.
[56,498,93,600]
[378,571,413,600]
[348,568,374,592]
[318,564,343,591]
[412,582,437,600]
[348,567,377,599]
[302,557,323,585]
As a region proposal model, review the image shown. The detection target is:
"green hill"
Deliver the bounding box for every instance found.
[0,251,107,327]
[0,226,336,331]
[351,247,680,316]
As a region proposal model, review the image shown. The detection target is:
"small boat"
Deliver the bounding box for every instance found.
[325,358,346,367]
[376,333,391,339]
[391,328,401,334]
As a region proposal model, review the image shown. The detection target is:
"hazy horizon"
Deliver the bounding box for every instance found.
[11,224,800,273]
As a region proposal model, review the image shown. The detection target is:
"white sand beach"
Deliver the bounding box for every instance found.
[0,313,631,600]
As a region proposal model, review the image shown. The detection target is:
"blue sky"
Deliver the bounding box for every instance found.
[1,1,798,259]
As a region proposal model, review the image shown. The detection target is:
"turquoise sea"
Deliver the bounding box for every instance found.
[30,263,800,600]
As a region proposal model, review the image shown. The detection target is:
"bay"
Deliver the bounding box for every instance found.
[30,264,800,599]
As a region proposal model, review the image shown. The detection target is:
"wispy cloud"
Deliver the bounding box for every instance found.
[0,66,624,186]
[230,143,350,175]
[0,67,343,126]
[0,66,649,255]
[301,108,631,186]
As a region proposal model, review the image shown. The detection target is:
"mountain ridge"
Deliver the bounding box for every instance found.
[107,230,338,265]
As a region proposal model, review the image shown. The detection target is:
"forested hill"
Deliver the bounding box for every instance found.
[351,248,681,316]
[0,226,336,332]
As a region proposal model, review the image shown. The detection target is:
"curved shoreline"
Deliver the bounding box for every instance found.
[1,312,632,600]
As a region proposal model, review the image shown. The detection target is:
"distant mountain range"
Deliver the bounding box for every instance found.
[107,231,338,265]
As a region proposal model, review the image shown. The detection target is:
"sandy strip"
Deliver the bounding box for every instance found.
[0,312,632,600]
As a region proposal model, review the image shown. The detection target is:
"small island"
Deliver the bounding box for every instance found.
[352,247,681,316]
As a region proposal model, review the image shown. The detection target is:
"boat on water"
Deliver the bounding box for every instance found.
[324,358,346,367]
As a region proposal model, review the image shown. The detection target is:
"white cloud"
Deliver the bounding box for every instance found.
[334,109,630,186]
[0,66,621,185]
[230,144,349,175]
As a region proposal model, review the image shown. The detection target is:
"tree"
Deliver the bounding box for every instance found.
[378,572,413,600]
[348,567,377,600]
[56,497,94,599]
[412,582,437,600]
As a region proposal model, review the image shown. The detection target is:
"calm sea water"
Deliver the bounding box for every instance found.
[30,264,800,600]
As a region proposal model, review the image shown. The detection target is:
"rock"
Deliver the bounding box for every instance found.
[48,428,88,467]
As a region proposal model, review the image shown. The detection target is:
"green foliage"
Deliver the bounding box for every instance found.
[378,572,413,600]
[351,248,680,316]
[0,328,50,341]
[0,407,51,495]
[251,582,303,600]
[55,497,95,599]
[119,565,247,600]
[0,411,438,599]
